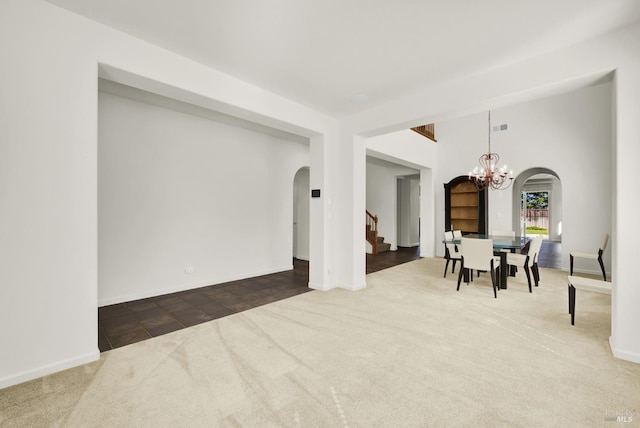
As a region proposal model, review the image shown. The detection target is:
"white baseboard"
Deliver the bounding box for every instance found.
[0,350,99,390]
[99,264,294,307]
[610,337,640,364]
[340,281,367,291]
[308,281,335,291]
[308,280,366,291]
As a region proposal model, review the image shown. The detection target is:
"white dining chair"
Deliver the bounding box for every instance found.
[568,275,612,325]
[506,236,543,292]
[492,230,515,253]
[443,231,462,278]
[457,238,500,298]
[570,234,609,281]
[453,230,462,240]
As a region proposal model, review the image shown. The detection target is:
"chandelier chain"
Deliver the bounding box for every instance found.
[488,110,491,153]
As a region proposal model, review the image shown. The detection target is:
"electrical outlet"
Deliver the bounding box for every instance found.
[184,264,195,274]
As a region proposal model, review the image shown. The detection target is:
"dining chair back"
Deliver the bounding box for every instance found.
[444,230,454,243]
[568,275,612,325]
[457,238,498,298]
[601,234,610,253]
[569,233,609,281]
[506,236,544,292]
[527,236,544,267]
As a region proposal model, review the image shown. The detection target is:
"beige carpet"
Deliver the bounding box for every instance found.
[1,258,638,427]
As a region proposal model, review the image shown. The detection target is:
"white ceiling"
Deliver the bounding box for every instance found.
[46,0,640,118]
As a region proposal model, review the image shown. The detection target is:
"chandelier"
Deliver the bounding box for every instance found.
[468,111,514,191]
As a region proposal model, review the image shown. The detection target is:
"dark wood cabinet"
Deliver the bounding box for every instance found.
[444,175,487,234]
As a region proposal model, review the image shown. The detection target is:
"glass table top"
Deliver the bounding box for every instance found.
[448,234,530,250]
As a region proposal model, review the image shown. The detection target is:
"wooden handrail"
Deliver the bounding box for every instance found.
[411,123,437,142]
[366,210,379,255]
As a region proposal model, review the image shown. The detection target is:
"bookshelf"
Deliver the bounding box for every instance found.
[444,176,487,234]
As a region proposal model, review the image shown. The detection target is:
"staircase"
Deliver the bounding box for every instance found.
[366,210,391,255]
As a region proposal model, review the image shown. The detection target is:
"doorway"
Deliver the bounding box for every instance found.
[521,190,550,239]
[512,168,562,241]
[293,167,310,260]
[396,175,420,248]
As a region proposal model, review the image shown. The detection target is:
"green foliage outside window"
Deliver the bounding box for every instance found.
[526,192,548,209]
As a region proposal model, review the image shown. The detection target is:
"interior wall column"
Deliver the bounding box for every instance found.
[325,130,366,290]
[308,134,331,290]
[351,135,367,288]
[308,128,366,291]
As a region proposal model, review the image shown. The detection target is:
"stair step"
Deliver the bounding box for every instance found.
[377,243,391,253]
[376,236,385,244]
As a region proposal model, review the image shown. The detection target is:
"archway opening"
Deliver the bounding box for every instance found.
[293,167,310,261]
[513,167,562,269]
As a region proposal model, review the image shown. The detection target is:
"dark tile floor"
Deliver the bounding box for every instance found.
[537,240,562,269]
[99,247,422,352]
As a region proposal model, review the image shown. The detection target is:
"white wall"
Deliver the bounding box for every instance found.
[1,0,102,388]
[433,83,612,277]
[98,90,309,305]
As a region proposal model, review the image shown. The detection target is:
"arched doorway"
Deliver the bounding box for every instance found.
[512,168,562,240]
[512,168,562,268]
[293,167,310,260]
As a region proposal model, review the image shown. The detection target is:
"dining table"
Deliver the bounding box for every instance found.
[446,234,531,289]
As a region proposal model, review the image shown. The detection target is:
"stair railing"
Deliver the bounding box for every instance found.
[410,123,437,142]
[366,210,379,255]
